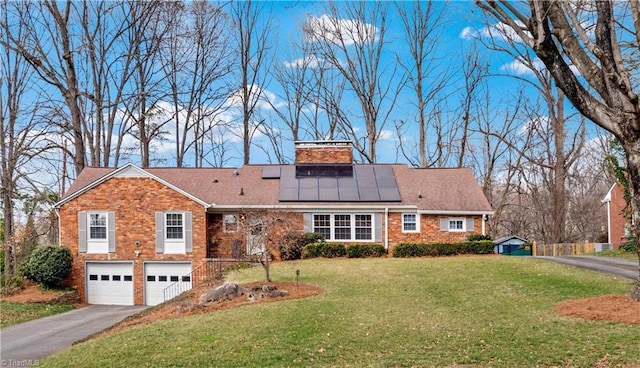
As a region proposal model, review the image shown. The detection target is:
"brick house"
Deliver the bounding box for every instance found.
[602,182,630,248]
[56,141,493,306]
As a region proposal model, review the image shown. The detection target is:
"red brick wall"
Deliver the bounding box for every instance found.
[59,177,207,305]
[295,145,353,164]
[609,184,629,249]
[207,212,303,260]
[386,213,485,250]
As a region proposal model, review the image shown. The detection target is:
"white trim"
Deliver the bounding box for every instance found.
[86,211,109,254]
[55,163,211,208]
[419,210,495,216]
[85,261,134,305]
[223,214,239,232]
[402,213,420,233]
[448,217,466,232]
[384,208,389,250]
[164,212,186,254]
[312,213,375,242]
[209,204,418,211]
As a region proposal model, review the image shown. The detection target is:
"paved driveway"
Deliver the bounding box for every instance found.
[535,255,638,279]
[1,305,148,363]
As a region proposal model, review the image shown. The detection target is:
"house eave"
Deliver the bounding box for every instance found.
[418,209,494,216]
[55,163,211,209]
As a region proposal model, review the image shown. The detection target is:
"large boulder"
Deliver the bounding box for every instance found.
[199,282,244,304]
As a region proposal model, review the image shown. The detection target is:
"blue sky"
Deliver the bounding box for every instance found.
[218,0,548,166]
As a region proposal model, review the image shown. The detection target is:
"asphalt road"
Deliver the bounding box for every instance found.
[0,305,148,363]
[535,255,638,280]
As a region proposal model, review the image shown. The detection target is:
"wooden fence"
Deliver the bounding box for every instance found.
[532,241,595,256]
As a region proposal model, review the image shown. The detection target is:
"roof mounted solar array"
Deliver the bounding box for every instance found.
[295,164,353,177]
[278,165,401,202]
[261,166,282,179]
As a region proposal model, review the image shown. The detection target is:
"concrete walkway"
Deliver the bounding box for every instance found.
[535,255,638,280]
[1,305,148,363]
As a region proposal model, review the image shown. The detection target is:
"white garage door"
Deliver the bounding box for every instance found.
[144,262,192,306]
[86,262,134,305]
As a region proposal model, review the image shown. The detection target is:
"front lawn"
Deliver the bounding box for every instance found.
[42,257,640,367]
[1,302,75,328]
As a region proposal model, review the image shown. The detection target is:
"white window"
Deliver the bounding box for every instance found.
[402,213,419,233]
[165,213,184,240]
[440,217,472,232]
[85,212,112,254]
[313,214,331,240]
[155,211,192,254]
[89,213,107,240]
[164,212,185,254]
[312,213,373,241]
[223,214,238,232]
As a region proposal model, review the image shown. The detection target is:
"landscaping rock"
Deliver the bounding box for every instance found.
[246,285,288,302]
[199,282,244,304]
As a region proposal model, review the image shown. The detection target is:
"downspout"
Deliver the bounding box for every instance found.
[385,207,389,251]
[606,201,612,244]
[482,214,487,236]
[55,208,61,246]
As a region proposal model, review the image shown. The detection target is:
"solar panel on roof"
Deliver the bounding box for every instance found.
[319,177,339,201]
[295,164,353,177]
[298,178,319,201]
[277,164,401,202]
[337,176,359,200]
[262,166,282,179]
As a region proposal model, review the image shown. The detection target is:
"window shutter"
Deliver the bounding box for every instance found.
[440,218,448,231]
[107,212,116,252]
[374,213,382,242]
[78,211,87,253]
[466,218,475,232]
[155,212,164,253]
[303,213,312,233]
[185,211,193,253]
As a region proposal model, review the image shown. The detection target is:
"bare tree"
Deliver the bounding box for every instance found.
[120,0,174,167]
[472,87,529,239]
[395,1,451,168]
[236,210,299,282]
[229,0,274,165]
[477,0,640,300]
[157,1,234,167]
[303,1,400,163]
[1,1,90,175]
[1,3,57,276]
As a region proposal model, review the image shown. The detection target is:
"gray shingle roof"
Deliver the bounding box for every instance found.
[60,163,493,213]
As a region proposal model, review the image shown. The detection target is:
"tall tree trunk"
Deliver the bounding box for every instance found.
[624,146,640,300]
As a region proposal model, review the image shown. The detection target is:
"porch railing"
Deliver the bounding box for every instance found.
[162,258,256,303]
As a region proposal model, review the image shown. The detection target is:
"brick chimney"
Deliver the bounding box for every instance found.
[294,141,353,164]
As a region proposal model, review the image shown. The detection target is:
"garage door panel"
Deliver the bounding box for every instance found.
[144,262,192,306]
[86,263,134,305]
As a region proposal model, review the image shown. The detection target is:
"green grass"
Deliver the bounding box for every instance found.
[42,257,640,367]
[592,249,639,260]
[1,302,75,328]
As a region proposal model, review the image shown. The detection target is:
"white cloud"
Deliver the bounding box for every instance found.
[304,14,378,46]
[459,26,478,40]
[500,58,546,76]
[519,116,549,136]
[460,22,525,44]
[282,55,327,69]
